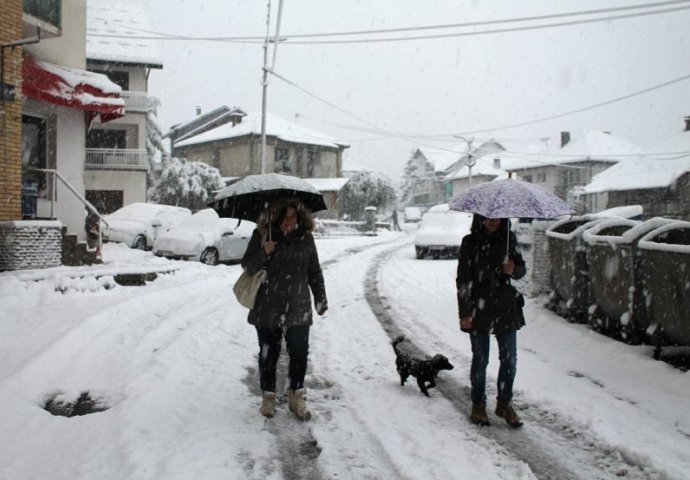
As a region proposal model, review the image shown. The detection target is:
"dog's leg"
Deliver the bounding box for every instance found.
[417,378,431,397]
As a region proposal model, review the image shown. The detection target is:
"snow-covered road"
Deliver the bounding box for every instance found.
[1,232,688,479]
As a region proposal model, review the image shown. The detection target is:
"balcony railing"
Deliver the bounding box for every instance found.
[85,148,148,171]
[121,91,156,113]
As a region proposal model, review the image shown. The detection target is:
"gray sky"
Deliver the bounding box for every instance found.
[144,0,690,179]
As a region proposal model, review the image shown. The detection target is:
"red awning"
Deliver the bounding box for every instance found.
[22,56,125,124]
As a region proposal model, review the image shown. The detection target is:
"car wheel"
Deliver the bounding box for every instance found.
[200,248,219,266]
[132,235,147,250]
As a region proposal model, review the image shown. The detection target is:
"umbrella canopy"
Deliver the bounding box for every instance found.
[208,173,327,222]
[449,178,575,219]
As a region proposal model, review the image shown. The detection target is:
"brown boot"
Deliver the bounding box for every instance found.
[288,389,312,421]
[259,391,276,418]
[495,400,523,428]
[470,401,490,426]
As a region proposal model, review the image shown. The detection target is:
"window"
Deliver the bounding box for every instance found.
[274,147,292,173]
[306,150,320,176]
[522,175,533,183]
[537,173,546,183]
[565,169,581,186]
[86,190,124,214]
[90,69,129,91]
[22,115,48,204]
[86,128,127,149]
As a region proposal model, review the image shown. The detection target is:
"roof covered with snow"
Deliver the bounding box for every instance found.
[444,155,508,181]
[175,112,349,149]
[86,0,163,68]
[504,130,643,170]
[303,177,350,192]
[415,145,466,172]
[582,130,690,194]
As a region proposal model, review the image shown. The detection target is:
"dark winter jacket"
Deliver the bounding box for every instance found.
[241,224,327,328]
[456,216,526,334]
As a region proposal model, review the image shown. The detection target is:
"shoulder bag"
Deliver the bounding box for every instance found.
[233,268,267,309]
[233,231,268,309]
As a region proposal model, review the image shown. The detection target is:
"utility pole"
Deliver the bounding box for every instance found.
[259,0,285,174]
[259,0,272,174]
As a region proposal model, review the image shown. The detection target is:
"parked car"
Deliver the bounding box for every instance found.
[153,208,256,265]
[414,203,473,259]
[103,203,192,250]
[404,206,424,223]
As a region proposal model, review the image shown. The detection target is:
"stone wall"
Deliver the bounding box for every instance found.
[530,220,553,297]
[0,220,62,271]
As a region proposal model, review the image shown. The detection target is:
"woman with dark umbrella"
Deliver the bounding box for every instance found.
[456,214,526,428]
[240,198,328,420]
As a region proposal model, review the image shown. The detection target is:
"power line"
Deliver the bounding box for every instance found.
[282,5,690,45]
[449,73,690,137]
[269,67,690,161]
[330,72,690,139]
[88,1,690,44]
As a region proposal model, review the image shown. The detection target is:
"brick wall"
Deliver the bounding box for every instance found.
[0,0,23,220]
[0,220,63,271]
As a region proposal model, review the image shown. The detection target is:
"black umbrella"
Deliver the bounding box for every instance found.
[208,173,327,222]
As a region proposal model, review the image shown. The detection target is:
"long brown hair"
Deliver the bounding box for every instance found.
[257,198,315,234]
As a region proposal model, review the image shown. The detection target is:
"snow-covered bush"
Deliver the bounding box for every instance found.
[148,157,224,211]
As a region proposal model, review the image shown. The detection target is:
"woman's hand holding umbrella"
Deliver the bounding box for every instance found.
[263,240,276,255]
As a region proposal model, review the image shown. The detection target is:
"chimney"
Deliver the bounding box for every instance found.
[685,116,690,132]
[560,131,570,147]
[493,158,501,169]
[195,106,202,116]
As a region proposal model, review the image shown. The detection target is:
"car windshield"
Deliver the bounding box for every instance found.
[109,204,164,221]
[173,209,219,231]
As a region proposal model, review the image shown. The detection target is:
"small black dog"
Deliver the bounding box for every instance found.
[392,335,454,397]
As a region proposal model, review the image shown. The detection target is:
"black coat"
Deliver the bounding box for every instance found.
[456,217,526,334]
[241,224,327,329]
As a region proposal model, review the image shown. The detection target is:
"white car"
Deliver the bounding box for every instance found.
[153,208,256,265]
[414,203,473,259]
[103,203,192,250]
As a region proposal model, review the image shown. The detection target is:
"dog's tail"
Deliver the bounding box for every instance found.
[392,335,405,353]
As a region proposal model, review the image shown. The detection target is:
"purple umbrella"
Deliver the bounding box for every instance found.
[449,178,575,256]
[449,178,575,220]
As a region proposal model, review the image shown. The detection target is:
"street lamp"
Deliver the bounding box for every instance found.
[466,153,476,188]
[453,135,475,189]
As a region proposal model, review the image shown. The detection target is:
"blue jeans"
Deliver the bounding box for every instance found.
[469,330,517,404]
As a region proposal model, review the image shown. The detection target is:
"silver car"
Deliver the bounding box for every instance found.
[103,203,192,250]
[414,204,473,259]
[153,209,256,265]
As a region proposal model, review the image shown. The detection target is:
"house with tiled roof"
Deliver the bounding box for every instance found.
[579,119,690,220]
[404,140,504,206]
[503,130,643,211]
[172,111,350,217]
[173,111,349,178]
[85,0,163,213]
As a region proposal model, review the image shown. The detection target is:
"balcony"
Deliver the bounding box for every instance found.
[85,149,148,171]
[23,0,61,38]
[121,91,156,113]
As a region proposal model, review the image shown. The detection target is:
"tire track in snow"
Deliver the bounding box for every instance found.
[365,245,666,480]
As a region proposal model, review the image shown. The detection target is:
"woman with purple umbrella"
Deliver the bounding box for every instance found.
[456,214,526,428]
